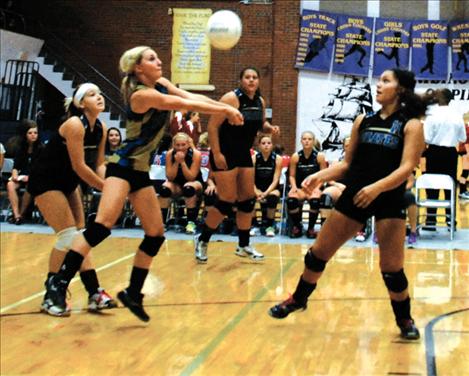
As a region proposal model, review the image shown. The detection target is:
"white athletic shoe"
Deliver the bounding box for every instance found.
[194,234,208,264]
[235,245,264,261]
[265,226,276,237]
[459,191,469,201]
[249,227,259,236]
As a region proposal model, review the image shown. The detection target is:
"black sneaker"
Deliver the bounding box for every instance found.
[117,289,150,322]
[45,276,70,317]
[268,295,307,319]
[306,228,318,239]
[397,319,420,340]
[289,225,303,238]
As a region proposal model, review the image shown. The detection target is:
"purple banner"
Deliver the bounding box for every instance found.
[373,18,411,76]
[333,15,373,76]
[295,10,337,72]
[450,21,469,80]
[411,21,448,80]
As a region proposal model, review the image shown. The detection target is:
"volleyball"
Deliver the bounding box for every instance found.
[206,10,242,50]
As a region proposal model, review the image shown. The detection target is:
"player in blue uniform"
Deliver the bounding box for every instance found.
[269,69,427,340]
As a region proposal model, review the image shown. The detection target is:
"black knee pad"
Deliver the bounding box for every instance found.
[139,235,165,257]
[304,249,327,272]
[214,200,234,216]
[237,198,255,213]
[204,193,216,206]
[83,222,111,247]
[308,198,320,211]
[382,269,408,293]
[319,193,334,209]
[159,185,172,198]
[403,190,416,207]
[265,194,279,208]
[287,197,300,211]
[462,169,469,179]
[182,185,196,198]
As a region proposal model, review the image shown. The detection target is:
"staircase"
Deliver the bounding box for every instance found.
[34,51,122,129]
[34,42,124,130]
[1,8,125,130]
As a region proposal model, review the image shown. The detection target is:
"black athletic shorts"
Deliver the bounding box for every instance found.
[28,171,78,197]
[209,150,253,172]
[106,163,152,193]
[334,185,407,224]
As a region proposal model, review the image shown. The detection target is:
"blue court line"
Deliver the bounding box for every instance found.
[180,258,297,376]
[424,307,469,376]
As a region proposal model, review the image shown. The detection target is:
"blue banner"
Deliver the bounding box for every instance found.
[450,21,469,80]
[411,21,448,80]
[373,18,411,76]
[333,15,373,76]
[295,10,337,72]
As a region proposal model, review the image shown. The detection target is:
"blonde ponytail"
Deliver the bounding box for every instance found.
[119,46,151,104]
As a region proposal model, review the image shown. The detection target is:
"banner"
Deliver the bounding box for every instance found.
[450,21,469,80]
[373,18,411,76]
[171,8,212,85]
[295,10,336,72]
[333,15,373,76]
[411,21,448,80]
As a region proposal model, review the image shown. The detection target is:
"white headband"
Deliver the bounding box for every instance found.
[73,83,100,108]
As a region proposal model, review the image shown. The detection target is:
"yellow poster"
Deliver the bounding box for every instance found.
[171,8,212,85]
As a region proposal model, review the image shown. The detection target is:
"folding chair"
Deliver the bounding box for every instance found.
[278,166,289,235]
[415,173,455,240]
[0,158,14,221]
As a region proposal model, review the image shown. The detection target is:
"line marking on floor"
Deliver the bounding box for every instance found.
[180,258,297,376]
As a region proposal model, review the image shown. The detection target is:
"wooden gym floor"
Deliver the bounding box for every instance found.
[1,215,468,376]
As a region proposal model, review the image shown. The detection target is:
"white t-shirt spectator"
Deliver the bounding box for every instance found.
[424,105,467,147]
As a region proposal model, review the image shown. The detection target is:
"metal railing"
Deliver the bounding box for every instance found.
[0,60,39,121]
[1,7,125,123]
[37,25,125,120]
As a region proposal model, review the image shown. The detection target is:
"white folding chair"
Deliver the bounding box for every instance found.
[149,164,167,181]
[278,166,289,235]
[0,158,14,220]
[415,173,455,240]
[1,158,14,176]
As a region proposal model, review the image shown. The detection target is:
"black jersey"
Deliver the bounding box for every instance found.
[218,88,263,157]
[344,109,408,192]
[13,147,42,176]
[255,152,277,191]
[295,149,320,186]
[28,115,103,194]
[171,148,203,186]
[83,116,104,170]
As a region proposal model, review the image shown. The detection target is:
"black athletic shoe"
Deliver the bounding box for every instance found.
[306,228,318,239]
[45,276,70,317]
[289,225,303,238]
[268,295,307,319]
[117,289,150,322]
[397,319,420,340]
